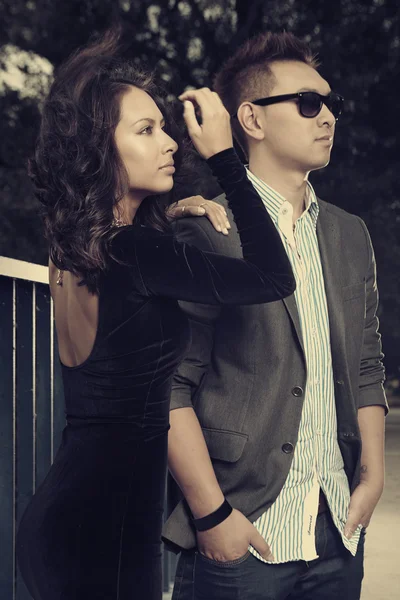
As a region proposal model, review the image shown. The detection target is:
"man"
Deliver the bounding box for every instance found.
[163,32,387,600]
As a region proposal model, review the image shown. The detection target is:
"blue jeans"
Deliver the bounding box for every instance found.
[171,511,365,600]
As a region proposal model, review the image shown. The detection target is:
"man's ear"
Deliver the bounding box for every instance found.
[237,102,265,142]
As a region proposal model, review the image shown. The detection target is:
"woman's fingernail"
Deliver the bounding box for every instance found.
[216,226,222,231]
[198,207,205,214]
[222,228,229,235]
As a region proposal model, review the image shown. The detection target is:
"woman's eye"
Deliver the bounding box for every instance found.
[141,126,153,134]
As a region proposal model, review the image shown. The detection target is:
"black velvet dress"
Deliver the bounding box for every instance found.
[16,149,295,600]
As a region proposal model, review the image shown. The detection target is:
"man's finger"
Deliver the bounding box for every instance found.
[344,515,361,539]
[250,530,274,561]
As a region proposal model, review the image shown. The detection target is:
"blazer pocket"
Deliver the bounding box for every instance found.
[342,282,365,302]
[202,428,248,463]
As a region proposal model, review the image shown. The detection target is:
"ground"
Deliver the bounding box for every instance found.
[362,406,400,599]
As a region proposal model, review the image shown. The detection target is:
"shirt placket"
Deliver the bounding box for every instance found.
[302,220,322,559]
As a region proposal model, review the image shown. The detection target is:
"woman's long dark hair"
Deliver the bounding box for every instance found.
[30,28,183,293]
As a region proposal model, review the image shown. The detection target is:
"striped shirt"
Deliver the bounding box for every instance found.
[246,168,361,563]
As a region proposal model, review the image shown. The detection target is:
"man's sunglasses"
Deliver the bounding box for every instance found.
[234,91,344,120]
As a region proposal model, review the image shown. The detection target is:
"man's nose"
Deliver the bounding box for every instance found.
[319,103,336,128]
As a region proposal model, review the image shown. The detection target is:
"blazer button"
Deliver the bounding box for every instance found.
[282,443,294,454]
[291,386,303,397]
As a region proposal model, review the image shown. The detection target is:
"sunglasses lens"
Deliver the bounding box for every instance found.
[299,92,322,117]
[328,93,344,119]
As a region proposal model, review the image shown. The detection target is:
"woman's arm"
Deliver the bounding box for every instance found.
[113,88,295,305]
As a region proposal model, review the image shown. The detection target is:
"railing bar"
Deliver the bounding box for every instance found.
[50,297,54,463]
[32,283,37,492]
[12,279,17,600]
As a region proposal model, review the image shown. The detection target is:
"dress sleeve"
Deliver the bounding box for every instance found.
[113,148,295,306]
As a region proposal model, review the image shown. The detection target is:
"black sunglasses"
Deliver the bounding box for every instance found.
[234,91,344,120]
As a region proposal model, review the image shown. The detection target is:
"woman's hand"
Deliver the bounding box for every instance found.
[167,196,231,235]
[179,88,233,160]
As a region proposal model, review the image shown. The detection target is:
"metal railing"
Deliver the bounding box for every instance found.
[0,257,176,599]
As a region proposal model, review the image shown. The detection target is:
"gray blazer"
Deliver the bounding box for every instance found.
[162,194,387,552]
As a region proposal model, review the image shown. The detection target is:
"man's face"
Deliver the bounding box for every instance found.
[250,60,337,172]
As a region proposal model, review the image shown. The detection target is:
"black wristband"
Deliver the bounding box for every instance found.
[192,499,233,532]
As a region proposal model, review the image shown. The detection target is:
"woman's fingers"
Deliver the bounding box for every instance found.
[182,100,201,138]
[201,201,231,234]
[179,87,233,160]
[166,197,231,234]
[179,88,223,124]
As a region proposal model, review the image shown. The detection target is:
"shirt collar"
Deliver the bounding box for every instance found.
[245,167,319,229]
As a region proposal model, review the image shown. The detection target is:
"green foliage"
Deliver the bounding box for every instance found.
[0,0,399,378]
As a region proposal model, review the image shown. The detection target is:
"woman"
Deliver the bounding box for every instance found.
[16,31,295,600]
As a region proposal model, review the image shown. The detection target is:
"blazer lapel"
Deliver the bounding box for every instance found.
[282,294,305,355]
[316,202,346,374]
[282,202,347,367]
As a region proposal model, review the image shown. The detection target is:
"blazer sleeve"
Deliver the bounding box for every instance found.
[357,217,388,413]
[112,148,295,306]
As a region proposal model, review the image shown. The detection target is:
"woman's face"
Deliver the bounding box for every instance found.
[114,86,178,201]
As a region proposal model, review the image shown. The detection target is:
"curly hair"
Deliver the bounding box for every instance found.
[30,28,183,293]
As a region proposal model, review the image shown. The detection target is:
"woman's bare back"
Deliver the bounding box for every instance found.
[49,259,99,368]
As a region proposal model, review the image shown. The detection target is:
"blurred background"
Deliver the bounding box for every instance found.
[0,0,399,389]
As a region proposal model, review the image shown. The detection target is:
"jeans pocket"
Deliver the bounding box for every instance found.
[194,551,246,600]
[197,549,251,567]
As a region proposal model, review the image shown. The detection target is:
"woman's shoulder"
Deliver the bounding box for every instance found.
[112,223,173,243]
[110,224,174,262]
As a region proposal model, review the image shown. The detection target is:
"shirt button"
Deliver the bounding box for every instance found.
[336,379,344,386]
[282,208,288,215]
[291,386,303,397]
[282,443,294,454]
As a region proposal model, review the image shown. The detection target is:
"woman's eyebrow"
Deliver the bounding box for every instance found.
[131,117,166,126]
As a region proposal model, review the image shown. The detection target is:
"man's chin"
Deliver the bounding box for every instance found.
[308,158,331,172]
